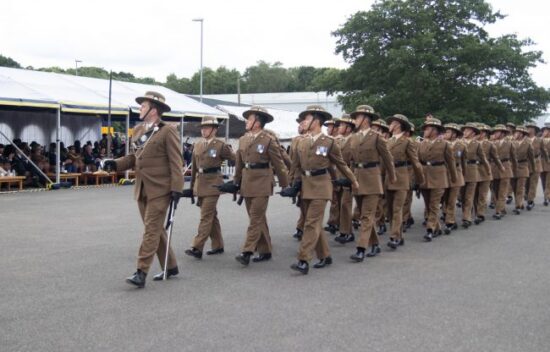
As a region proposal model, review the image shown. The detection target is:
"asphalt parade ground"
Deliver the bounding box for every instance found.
[1,186,549,352]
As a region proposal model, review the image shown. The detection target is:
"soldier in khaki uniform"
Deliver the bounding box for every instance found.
[106,91,184,288]
[234,106,289,265]
[288,120,307,240]
[459,123,490,228]
[474,124,504,223]
[325,119,342,234]
[442,123,465,234]
[525,123,548,210]
[511,126,536,214]
[286,106,358,274]
[371,119,391,236]
[505,123,517,204]
[184,117,236,259]
[490,124,517,219]
[541,126,550,206]
[333,115,356,242]
[347,105,396,261]
[402,123,418,231]
[385,114,424,249]
[418,118,457,241]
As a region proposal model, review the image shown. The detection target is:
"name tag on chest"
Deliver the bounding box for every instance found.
[208,148,217,158]
[256,144,265,154]
[315,145,328,157]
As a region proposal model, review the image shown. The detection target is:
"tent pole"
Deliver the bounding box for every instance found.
[225,116,229,143]
[107,70,113,157]
[56,106,61,184]
[180,116,184,150]
[125,109,130,179]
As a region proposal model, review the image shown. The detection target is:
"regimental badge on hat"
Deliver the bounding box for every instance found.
[135,91,171,113]
[243,106,274,123]
[298,105,332,122]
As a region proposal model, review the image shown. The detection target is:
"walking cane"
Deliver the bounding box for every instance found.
[161,162,192,280]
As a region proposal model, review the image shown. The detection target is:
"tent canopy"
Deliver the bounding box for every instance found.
[0,67,227,119]
[215,104,299,140]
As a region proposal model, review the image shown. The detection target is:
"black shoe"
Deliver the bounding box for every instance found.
[313,257,333,268]
[292,229,303,240]
[474,216,485,225]
[235,252,252,266]
[526,201,534,211]
[184,247,203,259]
[433,229,442,237]
[462,220,472,229]
[513,208,521,215]
[252,253,272,263]
[350,249,365,262]
[444,224,454,235]
[366,244,381,257]
[206,248,224,255]
[387,238,399,249]
[126,269,146,288]
[506,196,513,205]
[492,213,502,220]
[398,238,405,246]
[424,231,433,242]
[405,218,414,228]
[489,203,495,209]
[377,224,387,235]
[153,266,179,281]
[352,219,360,229]
[324,224,338,234]
[456,201,462,208]
[334,233,355,244]
[422,219,427,226]
[290,261,309,274]
[544,199,549,206]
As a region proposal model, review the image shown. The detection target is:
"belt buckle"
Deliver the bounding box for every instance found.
[305,170,312,177]
[358,163,364,168]
[199,168,204,173]
[476,161,480,165]
[427,161,432,166]
[245,162,250,169]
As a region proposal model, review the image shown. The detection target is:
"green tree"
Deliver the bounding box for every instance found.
[0,54,21,68]
[242,61,294,93]
[165,73,192,94]
[333,0,550,125]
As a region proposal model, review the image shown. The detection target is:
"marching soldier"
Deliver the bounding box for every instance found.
[286,105,358,274]
[333,115,356,243]
[474,124,504,224]
[418,118,457,241]
[525,123,548,210]
[402,123,418,230]
[371,119,391,236]
[490,124,517,219]
[505,123,517,205]
[385,114,424,249]
[347,105,396,261]
[541,126,550,206]
[460,123,490,228]
[105,91,184,288]
[442,123,465,234]
[325,119,342,234]
[288,120,307,240]
[184,116,236,259]
[511,126,536,214]
[233,106,289,265]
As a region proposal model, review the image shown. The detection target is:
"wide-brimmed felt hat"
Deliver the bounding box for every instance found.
[243,105,274,123]
[421,117,445,132]
[515,125,529,135]
[408,121,415,133]
[524,122,540,132]
[505,122,516,130]
[386,114,411,131]
[200,116,220,127]
[298,105,332,122]
[541,125,550,132]
[324,119,340,127]
[461,122,480,134]
[135,91,171,113]
[492,124,509,134]
[478,124,492,133]
[336,114,355,127]
[372,119,389,133]
[350,105,379,119]
[444,123,462,134]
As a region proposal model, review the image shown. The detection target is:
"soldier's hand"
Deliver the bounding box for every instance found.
[170,191,183,205]
[391,176,397,184]
[217,180,240,194]
[103,160,117,171]
[181,188,194,198]
[352,181,360,190]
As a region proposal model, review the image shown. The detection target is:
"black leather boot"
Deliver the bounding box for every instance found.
[126,269,146,288]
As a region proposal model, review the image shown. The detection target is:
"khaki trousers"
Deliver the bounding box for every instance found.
[136,189,177,273]
[421,188,445,232]
[461,182,477,222]
[475,180,491,218]
[339,188,353,234]
[514,177,527,208]
[444,187,461,225]
[327,189,340,226]
[403,190,413,222]
[541,172,550,199]
[295,197,306,231]
[298,199,330,262]
[242,196,272,254]
[356,195,380,249]
[527,172,540,202]
[191,195,223,251]
[386,189,407,240]
[493,178,510,214]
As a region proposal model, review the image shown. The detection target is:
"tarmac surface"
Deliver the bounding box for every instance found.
[1,186,549,352]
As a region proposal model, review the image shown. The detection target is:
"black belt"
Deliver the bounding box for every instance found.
[354,162,380,169]
[394,161,410,168]
[198,167,221,174]
[244,162,270,169]
[518,159,527,163]
[421,161,445,166]
[500,158,510,162]
[302,168,328,177]
[466,160,480,165]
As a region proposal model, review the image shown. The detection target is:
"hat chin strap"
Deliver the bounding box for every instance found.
[141,107,153,121]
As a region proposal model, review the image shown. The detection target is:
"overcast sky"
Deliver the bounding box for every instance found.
[1,0,548,88]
